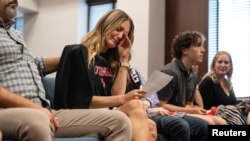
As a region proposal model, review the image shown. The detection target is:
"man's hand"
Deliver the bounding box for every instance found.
[40,108,59,130]
[150,107,169,116]
[188,107,207,115]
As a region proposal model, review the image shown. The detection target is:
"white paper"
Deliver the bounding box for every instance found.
[143,70,173,97]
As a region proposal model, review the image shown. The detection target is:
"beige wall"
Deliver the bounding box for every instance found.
[19,0,38,13]
[117,0,150,77]
[23,0,87,57]
[148,0,165,77]
[117,0,165,78]
[19,0,165,79]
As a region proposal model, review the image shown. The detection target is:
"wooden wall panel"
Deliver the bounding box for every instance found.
[165,0,208,80]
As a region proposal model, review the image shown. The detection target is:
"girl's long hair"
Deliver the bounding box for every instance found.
[81,9,134,74]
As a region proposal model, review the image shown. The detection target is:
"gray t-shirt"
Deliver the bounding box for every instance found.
[157,59,198,107]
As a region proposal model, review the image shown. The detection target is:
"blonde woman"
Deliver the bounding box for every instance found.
[199,51,236,110]
[54,9,156,141]
[197,51,248,125]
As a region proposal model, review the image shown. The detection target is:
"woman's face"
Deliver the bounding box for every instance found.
[104,20,131,50]
[214,54,231,76]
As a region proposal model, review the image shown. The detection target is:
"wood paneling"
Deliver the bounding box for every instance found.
[165,0,208,81]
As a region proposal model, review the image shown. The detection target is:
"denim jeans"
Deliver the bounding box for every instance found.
[183,115,208,141]
[152,115,208,141]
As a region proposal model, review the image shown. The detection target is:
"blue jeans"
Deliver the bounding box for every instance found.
[183,115,208,141]
[152,115,208,141]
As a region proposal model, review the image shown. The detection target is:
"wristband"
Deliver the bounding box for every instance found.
[120,62,130,68]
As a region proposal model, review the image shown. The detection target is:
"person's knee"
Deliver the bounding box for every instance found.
[121,99,145,115]
[170,118,190,137]
[126,99,144,109]
[24,110,52,131]
[206,118,216,125]
[14,109,53,141]
[176,119,190,132]
[21,109,50,126]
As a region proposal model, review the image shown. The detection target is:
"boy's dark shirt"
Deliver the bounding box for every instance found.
[157,59,198,107]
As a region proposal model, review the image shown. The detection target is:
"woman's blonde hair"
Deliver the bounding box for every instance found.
[81,9,134,74]
[204,51,233,91]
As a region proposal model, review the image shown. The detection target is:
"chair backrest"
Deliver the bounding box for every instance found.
[42,77,56,108]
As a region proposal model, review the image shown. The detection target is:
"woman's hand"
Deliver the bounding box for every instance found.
[118,89,145,105]
[118,32,132,62]
[125,89,145,100]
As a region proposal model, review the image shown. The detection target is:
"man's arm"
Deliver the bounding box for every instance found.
[194,89,204,108]
[0,86,43,109]
[0,86,58,128]
[159,100,206,114]
[159,100,188,112]
[154,75,189,113]
[44,57,60,74]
